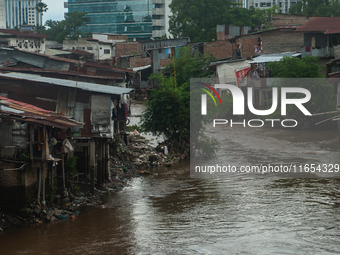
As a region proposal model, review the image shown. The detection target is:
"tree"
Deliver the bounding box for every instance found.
[44,20,68,43]
[267,56,324,78]
[267,56,336,128]
[35,2,48,25]
[169,0,279,42]
[141,46,216,153]
[64,11,91,40]
[249,5,279,28]
[164,46,215,89]
[34,24,46,34]
[44,11,91,43]
[36,2,48,14]
[289,0,340,17]
[169,0,232,42]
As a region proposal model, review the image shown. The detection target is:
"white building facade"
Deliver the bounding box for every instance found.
[248,0,300,13]
[0,0,43,29]
[152,0,173,39]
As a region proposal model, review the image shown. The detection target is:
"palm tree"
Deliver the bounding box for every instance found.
[35,2,48,25]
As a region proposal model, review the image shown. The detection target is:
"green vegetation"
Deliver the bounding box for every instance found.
[267,56,324,78]
[289,0,340,16]
[39,10,91,43]
[141,46,217,155]
[169,0,278,42]
[267,56,336,128]
[65,156,78,178]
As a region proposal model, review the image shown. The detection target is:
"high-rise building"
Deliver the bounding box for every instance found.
[152,0,172,39]
[66,0,154,41]
[66,0,173,41]
[0,0,43,29]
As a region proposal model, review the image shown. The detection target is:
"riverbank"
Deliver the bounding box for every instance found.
[0,128,188,232]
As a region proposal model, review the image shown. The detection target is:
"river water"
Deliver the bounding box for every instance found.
[1,103,340,254]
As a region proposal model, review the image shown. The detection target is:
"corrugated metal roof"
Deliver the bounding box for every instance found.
[0,67,122,80]
[66,49,94,56]
[0,95,82,129]
[132,65,151,71]
[249,52,301,64]
[0,29,49,38]
[45,49,73,56]
[295,17,340,33]
[0,72,133,95]
[11,48,134,73]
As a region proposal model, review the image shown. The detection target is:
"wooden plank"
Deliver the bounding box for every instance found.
[56,87,69,116]
[62,154,65,189]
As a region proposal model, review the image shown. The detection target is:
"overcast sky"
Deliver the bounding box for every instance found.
[43,0,66,22]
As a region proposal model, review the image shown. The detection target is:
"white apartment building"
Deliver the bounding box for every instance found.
[152,0,173,39]
[0,0,43,29]
[248,0,300,13]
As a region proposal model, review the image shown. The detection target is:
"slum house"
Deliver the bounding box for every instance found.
[0,47,135,87]
[271,13,311,27]
[0,28,49,54]
[296,17,340,59]
[115,38,190,89]
[0,96,82,208]
[297,17,340,77]
[63,34,128,63]
[0,71,133,189]
[205,24,304,61]
[245,52,302,108]
[209,58,252,86]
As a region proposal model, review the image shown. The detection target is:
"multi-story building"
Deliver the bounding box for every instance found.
[152,0,172,39]
[66,0,153,41]
[248,0,300,13]
[65,0,173,41]
[0,28,48,53]
[0,0,43,29]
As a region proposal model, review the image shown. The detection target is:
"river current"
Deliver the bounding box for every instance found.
[1,102,340,255]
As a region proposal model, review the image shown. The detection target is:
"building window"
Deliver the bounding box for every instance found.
[266,3,271,7]
[260,2,266,7]
[104,49,110,54]
[87,47,93,50]
[255,3,258,7]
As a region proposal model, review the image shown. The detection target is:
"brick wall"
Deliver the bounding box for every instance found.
[115,42,141,58]
[262,30,304,54]
[129,55,151,68]
[239,35,259,59]
[272,14,310,27]
[159,58,173,68]
[217,32,226,41]
[204,41,233,59]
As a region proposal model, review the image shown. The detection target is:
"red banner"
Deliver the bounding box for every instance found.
[235,67,251,86]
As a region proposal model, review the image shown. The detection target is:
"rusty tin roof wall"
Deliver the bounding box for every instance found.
[0,96,82,129]
[0,72,133,95]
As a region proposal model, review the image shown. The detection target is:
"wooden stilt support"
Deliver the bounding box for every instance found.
[89,140,95,194]
[62,154,65,189]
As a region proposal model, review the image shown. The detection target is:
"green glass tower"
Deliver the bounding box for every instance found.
[67,0,152,40]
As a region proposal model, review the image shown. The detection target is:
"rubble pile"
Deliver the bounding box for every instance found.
[0,187,104,231]
[108,131,189,181]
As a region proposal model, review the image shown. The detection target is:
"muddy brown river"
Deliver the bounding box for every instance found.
[1,104,340,254]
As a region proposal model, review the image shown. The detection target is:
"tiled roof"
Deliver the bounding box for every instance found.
[295,17,340,33]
